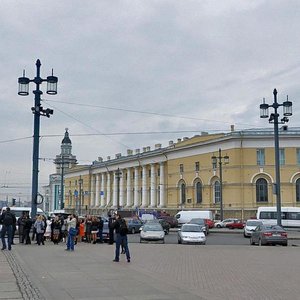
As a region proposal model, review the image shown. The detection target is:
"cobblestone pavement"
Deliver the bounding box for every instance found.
[1,241,300,299]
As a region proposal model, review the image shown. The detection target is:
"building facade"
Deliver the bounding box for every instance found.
[63,127,300,219]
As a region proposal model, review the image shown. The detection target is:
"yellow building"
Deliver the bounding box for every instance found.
[63,127,300,219]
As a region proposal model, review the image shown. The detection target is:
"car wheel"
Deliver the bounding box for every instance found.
[244,233,247,238]
[131,228,135,234]
[258,238,263,246]
[216,224,221,228]
[250,237,255,245]
[178,238,181,244]
[283,242,288,247]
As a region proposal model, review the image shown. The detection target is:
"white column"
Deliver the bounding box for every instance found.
[120,170,125,207]
[126,168,132,207]
[90,174,95,207]
[100,173,106,207]
[113,171,118,207]
[159,162,165,207]
[134,167,139,207]
[150,164,157,207]
[95,174,100,207]
[142,165,148,207]
[106,172,111,207]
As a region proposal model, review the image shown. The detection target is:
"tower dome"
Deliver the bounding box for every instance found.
[62,128,71,144]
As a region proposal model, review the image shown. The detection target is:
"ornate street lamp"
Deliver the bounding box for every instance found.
[18,59,58,218]
[259,89,293,226]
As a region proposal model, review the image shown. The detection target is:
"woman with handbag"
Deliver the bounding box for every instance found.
[65,214,77,251]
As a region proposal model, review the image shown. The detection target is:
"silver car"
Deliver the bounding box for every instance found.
[178,224,206,245]
[140,223,165,243]
[244,219,263,237]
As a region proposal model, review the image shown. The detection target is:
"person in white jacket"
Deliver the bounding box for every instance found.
[65,214,77,251]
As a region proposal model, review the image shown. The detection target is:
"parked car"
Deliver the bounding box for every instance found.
[215,218,239,228]
[188,218,209,235]
[158,215,178,228]
[205,219,215,229]
[178,224,206,245]
[144,219,170,234]
[140,223,165,243]
[126,218,143,234]
[244,219,263,237]
[226,219,245,229]
[250,225,288,246]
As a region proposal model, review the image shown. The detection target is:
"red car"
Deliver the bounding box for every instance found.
[226,219,245,229]
[205,219,215,229]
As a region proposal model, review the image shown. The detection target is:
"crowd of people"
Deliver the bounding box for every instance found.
[0,208,130,262]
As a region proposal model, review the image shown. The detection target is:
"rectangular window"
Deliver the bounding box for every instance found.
[157,168,160,177]
[195,162,200,172]
[279,148,285,165]
[179,164,184,173]
[297,149,300,165]
[256,149,265,166]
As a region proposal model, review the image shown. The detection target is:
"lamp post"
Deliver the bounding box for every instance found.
[18,59,57,218]
[78,176,83,216]
[211,149,229,221]
[259,89,292,226]
[115,168,122,211]
[60,155,65,209]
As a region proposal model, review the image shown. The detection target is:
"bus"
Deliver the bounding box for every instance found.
[257,207,300,228]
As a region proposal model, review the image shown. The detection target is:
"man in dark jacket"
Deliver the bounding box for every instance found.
[0,207,16,251]
[112,214,130,263]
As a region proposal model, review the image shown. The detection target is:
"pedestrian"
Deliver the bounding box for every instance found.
[85,215,92,243]
[78,219,85,242]
[51,216,62,245]
[34,215,45,246]
[17,212,26,243]
[108,213,114,245]
[98,216,104,243]
[44,217,52,241]
[91,216,99,244]
[65,214,77,251]
[112,214,130,263]
[23,213,32,245]
[0,207,16,251]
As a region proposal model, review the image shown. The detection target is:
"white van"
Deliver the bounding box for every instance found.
[0,207,44,220]
[175,210,213,225]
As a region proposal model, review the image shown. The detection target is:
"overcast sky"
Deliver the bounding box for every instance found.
[1,0,300,202]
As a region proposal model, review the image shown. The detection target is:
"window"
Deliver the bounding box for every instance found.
[279,148,285,165]
[195,181,202,203]
[157,168,160,177]
[256,178,268,202]
[214,181,220,204]
[180,182,186,204]
[296,178,300,202]
[195,162,200,172]
[256,149,265,166]
[297,149,300,165]
[179,164,184,173]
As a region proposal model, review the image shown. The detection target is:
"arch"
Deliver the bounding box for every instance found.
[290,172,300,184]
[250,172,273,184]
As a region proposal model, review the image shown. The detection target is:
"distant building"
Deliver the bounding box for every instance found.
[42,129,77,212]
[63,127,300,219]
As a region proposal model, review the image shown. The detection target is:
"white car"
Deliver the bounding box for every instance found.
[244,219,263,237]
[178,224,206,245]
[140,223,165,243]
[215,218,239,228]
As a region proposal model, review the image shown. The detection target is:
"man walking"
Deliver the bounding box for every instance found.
[112,214,130,263]
[0,207,16,251]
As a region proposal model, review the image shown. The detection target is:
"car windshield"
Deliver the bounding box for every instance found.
[144,224,163,231]
[182,225,201,232]
[247,220,262,226]
[189,219,204,225]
